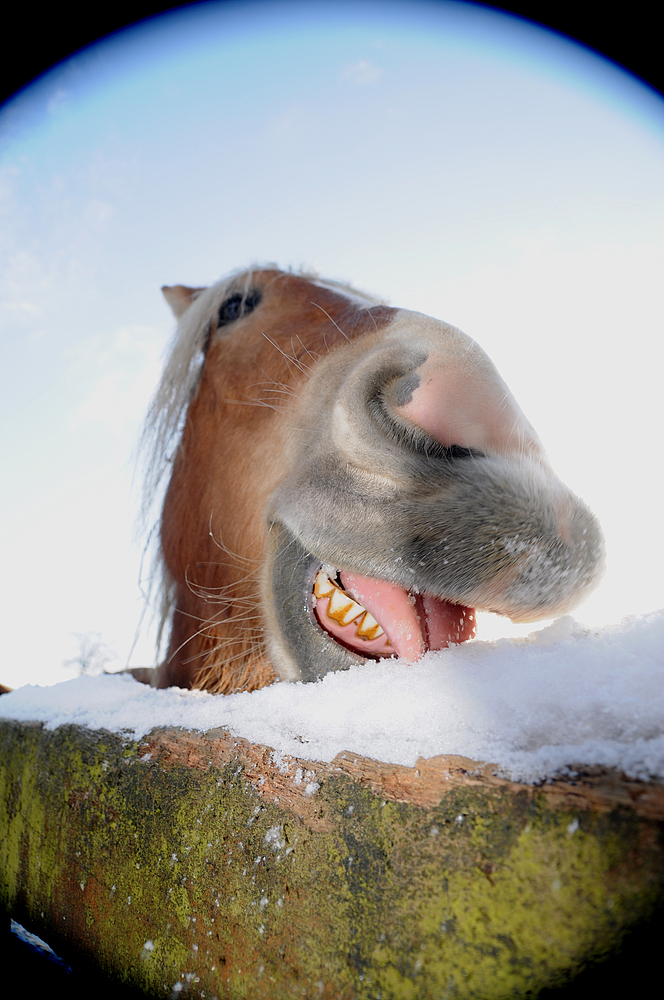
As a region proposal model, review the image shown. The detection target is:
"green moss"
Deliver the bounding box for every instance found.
[1,719,663,999]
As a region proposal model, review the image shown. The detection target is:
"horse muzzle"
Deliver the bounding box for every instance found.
[262,316,605,682]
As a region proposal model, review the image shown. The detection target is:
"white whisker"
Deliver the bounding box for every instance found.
[310,301,351,342]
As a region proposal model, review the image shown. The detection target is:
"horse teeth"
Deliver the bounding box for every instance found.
[327,586,366,626]
[314,569,335,599]
[314,568,385,640]
[355,611,384,641]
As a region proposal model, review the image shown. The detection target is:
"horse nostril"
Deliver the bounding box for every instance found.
[384,352,541,460]
[380,371,479,460]
[444,444,475,459]
[388,372,421,408]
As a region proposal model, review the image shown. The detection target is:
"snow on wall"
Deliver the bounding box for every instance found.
[2,612,663,784]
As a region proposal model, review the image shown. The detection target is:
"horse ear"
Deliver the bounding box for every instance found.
[161,284,206,319]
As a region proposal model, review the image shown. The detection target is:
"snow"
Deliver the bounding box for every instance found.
[2,611,663,784]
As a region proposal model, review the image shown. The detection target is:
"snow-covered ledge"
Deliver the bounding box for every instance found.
[2,611,664,998]
[3,611,664,783]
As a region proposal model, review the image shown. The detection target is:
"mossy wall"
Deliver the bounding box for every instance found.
[1,718,663,999]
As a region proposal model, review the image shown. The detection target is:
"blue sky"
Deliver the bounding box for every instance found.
[2,0,663,686]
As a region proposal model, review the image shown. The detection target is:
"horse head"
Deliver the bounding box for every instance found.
[143,268,604,691]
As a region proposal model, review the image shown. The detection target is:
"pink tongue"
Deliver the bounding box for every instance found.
[339,571,475,662]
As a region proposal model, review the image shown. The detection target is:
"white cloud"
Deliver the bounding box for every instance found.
[67,324,163,435]
[46,88,70,116]
[341,60,382,85]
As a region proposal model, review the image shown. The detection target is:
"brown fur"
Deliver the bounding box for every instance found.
[156,270,394,690]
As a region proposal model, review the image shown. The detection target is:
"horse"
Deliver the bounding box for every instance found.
[140,267,604,693]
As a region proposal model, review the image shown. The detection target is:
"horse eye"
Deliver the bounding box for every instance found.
[217,290,261,328]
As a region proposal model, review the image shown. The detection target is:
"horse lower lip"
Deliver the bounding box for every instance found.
[312,567,476,660]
